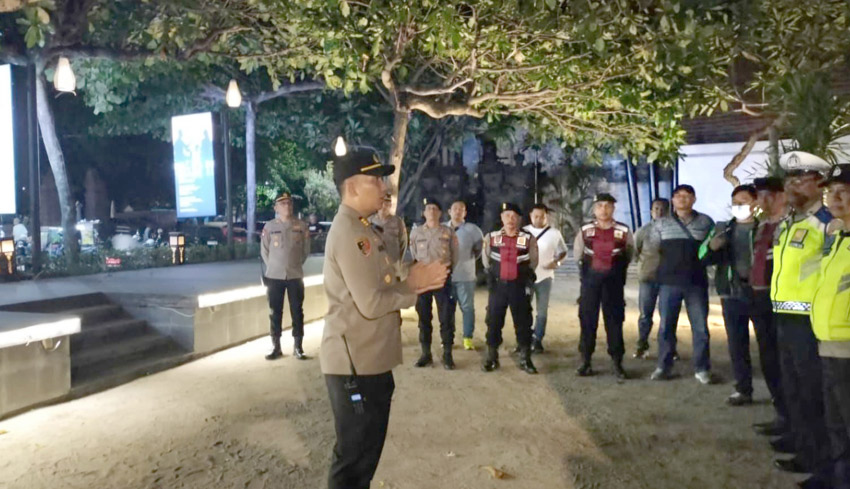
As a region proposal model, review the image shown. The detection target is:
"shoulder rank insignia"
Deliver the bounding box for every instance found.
[357,237,372,256]
[359,217,371,227]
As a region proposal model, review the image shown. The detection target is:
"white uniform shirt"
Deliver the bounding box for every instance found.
[523,224,567,283]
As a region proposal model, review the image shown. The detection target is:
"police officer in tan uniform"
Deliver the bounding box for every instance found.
[261,192,311,360]
[409,197,460,369]
[369,193,408,265]
[321,144,448,489]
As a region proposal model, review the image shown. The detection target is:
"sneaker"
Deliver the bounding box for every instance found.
[462,338,475,351]
[633,347,648,359]
[672,352,680,361]
[694,370,712,385]
[650,368,673,381]
[726,391,753,406]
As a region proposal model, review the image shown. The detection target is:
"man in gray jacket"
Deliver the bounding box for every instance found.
[634,198,669,359]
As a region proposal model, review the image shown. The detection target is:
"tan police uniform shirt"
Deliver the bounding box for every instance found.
[369,213,408,264]
[321,204,418,375]
[261,218,310,279]
[409,224,459,268]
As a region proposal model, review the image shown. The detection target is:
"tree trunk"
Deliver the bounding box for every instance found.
[768,125,780,171]
[35,70,78,264]
[388,109,410,213]
[245,101,257,243]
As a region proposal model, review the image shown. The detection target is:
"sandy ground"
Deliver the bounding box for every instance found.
[0,279,800,489]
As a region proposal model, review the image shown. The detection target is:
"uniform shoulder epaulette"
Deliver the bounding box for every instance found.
[814,206,833,225]
[518,229,533,239]
[614,221,630,232]
[580,222,595,231]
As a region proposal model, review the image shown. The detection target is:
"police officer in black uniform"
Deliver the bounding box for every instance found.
[481,202,539,374]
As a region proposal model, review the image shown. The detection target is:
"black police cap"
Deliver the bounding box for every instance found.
[499,202,522,215]
[594,193,617,204]
[753,177,784,192]
[333,148,395,187]
[422,197,442,210]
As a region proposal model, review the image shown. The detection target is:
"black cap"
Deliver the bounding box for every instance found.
[422,197,442,210]
[820,164,850,187]
[753,177,784,192]
[332,148,395,187]
[594,193,617,203]
[499,202,521,215]
[672,184,696,196]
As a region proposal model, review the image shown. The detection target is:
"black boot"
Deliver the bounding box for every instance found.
[414,344,433,367]
[612,358,627,380]
[482,346,500,372]
[265,336,283,360]
[293,336,307,360]
[519,346,538,374]
[576,358,593,376]
[442,345,455,370]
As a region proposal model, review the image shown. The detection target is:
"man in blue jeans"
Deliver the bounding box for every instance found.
[446,200,484,350]
[523,204,568,353]
[649,184,715,383]
[634,198,669,359]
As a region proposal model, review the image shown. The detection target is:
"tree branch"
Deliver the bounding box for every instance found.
[401,78,472,97]
[723,114,788,186]
[254,80,325,104]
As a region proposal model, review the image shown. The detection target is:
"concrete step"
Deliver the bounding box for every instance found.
[0,292,111,314]
[71,333,180,377]
[70,348,190,392]
[70,318,148,351]
[64,304,129,328]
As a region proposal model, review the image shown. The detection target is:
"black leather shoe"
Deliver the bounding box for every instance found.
[774,458,810,474]
[576,362,593,377]
[265,349,283,361]
[442,348,455,370]
[612,361,627,380]
[770,437,796,454]
[293,337,308,360]
[726,392,753,406]
[797,476,831,489]
[414,352,433,367]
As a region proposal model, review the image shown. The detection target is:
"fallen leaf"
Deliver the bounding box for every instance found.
[0,430,7,436]
[445,451,456,457]
[480,465,512,480]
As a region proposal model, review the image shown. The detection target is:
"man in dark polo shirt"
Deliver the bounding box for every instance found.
[649,184,715,383]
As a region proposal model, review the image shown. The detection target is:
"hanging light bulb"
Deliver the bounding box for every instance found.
[53,57,76,93]
[334,136,348,157]
[225,79,242,108]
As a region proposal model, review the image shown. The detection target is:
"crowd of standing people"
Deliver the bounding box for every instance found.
[260,142,849,488]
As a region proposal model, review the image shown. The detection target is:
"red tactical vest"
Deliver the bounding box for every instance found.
[581,221,630,274]
[487,229,535,283]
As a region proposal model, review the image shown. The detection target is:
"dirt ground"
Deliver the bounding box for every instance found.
[0,279,800,489]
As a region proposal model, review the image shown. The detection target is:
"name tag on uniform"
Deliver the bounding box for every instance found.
[517,236,528,247]
[614,230,624,239]
[790,229,808,249]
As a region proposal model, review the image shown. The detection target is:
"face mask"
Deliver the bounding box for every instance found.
[731,205,752,220]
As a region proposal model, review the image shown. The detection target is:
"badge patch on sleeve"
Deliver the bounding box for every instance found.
[614,230,624,239]
[357,237,372,256]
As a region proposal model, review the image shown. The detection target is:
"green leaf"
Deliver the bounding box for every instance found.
[593,38,605,53]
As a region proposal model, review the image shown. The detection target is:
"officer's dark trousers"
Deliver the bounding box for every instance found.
[776,313,831,478]
[265,277,305,338]
[416,277,455,347]
[822,356,850,489]
[751,290,787,422]
[579,270,626,362]
[325,372,394,489]
[485,280,533,348]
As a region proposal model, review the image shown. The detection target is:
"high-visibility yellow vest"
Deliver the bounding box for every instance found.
[811,232,850,341]
[771,207,832,315]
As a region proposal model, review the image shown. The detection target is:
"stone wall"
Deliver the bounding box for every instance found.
[0,337,70,419]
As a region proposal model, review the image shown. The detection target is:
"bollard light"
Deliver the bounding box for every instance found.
[169,232,186,265]
[334,136,347,157]
[53,57,76,93]
[0,238,14,275]
[225,79,242,108]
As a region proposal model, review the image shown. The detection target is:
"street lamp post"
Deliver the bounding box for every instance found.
[223,80,241,255]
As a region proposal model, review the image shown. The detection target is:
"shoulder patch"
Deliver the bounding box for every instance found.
[814,206,833,225]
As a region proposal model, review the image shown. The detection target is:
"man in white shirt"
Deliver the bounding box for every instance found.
[523,204,568,353]
[12,218,28,243]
